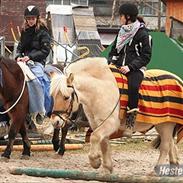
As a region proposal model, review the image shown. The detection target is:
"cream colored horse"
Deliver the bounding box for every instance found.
[50,57,182,174]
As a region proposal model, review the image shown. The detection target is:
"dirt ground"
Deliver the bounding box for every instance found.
[0,139,183,183]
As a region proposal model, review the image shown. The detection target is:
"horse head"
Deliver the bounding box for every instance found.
[50,72,79,129]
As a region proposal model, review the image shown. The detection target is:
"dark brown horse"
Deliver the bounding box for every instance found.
[0,56,88,158]
[0,56,30,159]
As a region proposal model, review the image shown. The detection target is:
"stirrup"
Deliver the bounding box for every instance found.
[127,107,139,114]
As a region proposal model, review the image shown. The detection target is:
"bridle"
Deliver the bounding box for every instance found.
[51,85,79,126]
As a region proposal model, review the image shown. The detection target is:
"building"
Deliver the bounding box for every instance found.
[162,0,183,36]
[46,0,166,30]
[0,0,46,46]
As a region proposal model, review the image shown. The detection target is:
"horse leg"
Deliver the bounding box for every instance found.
[155,123,175,167]
[100,137,113,174]
[19,122,31,159]
[1,117,23,159]
[57,123,69,156]
[169,139,179,165]
[52,128,60,152]
[89,117,120,173]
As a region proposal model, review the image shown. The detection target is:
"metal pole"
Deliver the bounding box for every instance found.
[0,37,5,56]
[52,38,80,58]
[11,167,183,183]
[158,0,161,31]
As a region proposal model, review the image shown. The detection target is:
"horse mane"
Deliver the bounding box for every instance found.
[50,73,73,98]
[66,57,108,75]
[50,57,109,98]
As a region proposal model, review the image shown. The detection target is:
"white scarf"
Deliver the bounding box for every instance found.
[116,20,141,53]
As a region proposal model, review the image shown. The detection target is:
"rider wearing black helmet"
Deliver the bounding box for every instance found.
[24,5,40,18]
[108,3,152,137]
[16,5,50,65]
[15,5,52,123]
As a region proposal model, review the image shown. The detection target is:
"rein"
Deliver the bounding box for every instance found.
[93,67,124,130]
[0,76,26,114]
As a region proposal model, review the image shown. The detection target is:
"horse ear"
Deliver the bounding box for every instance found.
[48,71,56,78]
[67,73,74,86]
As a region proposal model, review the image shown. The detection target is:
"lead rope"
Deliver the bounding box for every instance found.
[0,76,26,114]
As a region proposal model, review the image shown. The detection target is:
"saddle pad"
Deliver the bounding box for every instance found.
[17,62,36,81]
[110,65,183,125]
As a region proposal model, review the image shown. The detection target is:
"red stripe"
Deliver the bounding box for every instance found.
[120,101,183,116]
[120,100,127,106]
[139,105,183,116]
[140,84,182,92]
[115,77,182,92]
[115,77,127,84]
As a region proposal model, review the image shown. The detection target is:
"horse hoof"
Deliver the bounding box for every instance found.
[54,153,63,159]
[101,168,112,175]
[89,155,101,169]
[20,155,30,160]
[0,156,9,162]
[57,149,65,156]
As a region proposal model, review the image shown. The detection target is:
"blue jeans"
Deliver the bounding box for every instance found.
[28,62,53,116]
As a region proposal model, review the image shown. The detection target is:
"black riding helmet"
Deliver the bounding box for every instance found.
[24,5,40,17]
[119,3,138,23]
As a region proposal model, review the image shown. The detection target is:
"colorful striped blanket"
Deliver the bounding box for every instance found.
[110,65,183,125]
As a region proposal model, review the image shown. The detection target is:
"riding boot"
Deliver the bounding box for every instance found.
[123,108,139,138]
[36,113,45,125]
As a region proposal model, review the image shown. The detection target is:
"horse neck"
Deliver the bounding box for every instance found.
[0,61,24,100]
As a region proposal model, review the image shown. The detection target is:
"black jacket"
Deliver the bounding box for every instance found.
[108,26,152,71]
[16,25,51,65]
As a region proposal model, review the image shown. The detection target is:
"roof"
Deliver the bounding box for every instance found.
[72,7,101,46]
[170,16,183,24]
[46,5,72,15]
[101,32,183,79]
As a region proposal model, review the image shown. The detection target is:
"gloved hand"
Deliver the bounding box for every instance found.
[120,65,130,74]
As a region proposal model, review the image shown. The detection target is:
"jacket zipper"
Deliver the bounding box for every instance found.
[122,45,127,66]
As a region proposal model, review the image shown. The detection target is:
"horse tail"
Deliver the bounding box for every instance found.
[151,135,161,149]
[152,126,177,149]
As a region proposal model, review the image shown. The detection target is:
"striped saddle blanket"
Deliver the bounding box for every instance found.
[110,65,183,125]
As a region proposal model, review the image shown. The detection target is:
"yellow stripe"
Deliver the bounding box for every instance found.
[112,72,127,79]
[139,100,182,109]
[137,113,183,124]
[142,79,182,86]
[139,90,182,98]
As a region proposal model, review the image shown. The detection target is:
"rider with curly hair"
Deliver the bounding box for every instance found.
[15,5,52,123]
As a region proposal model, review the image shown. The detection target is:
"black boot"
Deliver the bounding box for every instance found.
[123,108,138,138]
